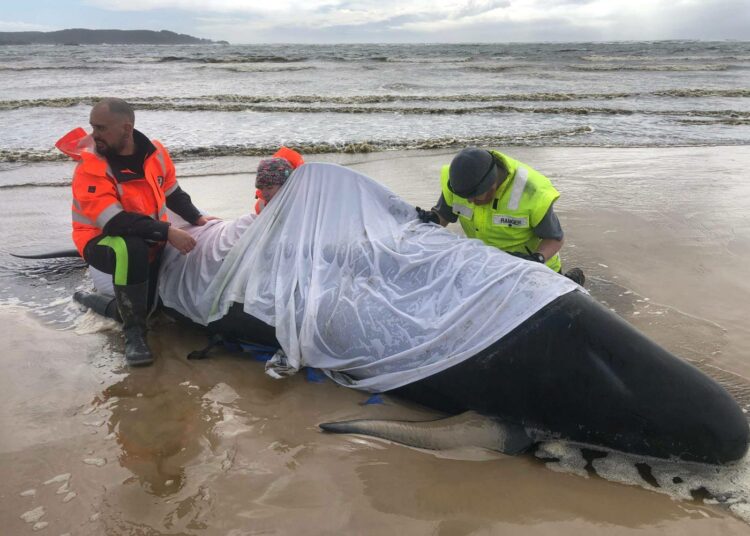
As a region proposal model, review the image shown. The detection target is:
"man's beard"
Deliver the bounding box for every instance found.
[95,141,113,157]
[95,134,127,157]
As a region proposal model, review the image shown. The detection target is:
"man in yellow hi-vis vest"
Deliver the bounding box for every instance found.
[417,147,584,285]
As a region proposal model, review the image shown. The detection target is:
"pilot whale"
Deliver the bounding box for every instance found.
[169,289,748,465]
[54,249,750,464]
[57,265,750,465]
[26,248,750,464]
[318,290,750,464]
[70,279,748,464]
[40,160,749,465]
[63,252,750,463]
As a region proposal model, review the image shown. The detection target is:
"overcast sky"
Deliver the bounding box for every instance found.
[1,0,749,44]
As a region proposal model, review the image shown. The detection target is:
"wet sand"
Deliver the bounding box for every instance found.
[2,146,750,534]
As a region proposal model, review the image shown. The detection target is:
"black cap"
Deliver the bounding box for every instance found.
[448,148,499,198]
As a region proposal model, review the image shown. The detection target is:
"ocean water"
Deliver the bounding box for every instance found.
[1,41,749,180]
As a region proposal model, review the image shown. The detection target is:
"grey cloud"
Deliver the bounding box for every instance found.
[530,0,598,6]
[199,0,750,43]
[451,0,512,19]
[651,0,750,40]
[303,0,511,27]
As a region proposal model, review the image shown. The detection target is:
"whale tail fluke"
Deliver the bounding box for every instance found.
[320,411,534,455]
[11,248,81,259]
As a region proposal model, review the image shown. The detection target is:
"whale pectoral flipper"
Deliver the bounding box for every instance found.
[319,410,534,455]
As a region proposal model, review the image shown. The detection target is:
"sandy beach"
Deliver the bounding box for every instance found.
[2,146,750,534]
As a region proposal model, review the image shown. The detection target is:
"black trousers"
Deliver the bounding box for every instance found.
[83,234,161,306]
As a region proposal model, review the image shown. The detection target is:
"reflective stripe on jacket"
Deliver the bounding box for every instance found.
[440,150,562,272]
[58,128,175,255]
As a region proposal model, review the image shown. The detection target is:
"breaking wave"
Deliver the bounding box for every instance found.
[677,117,750,126]
[174,126,596,157]
[0,149,68,164]
[465,65,518,72]
[0,65,103,71]
[570,63,732,72]
[157,55,302,63]
[654,89,750,98]
[0,126,595,167]
[2,88,747,111]
[3,97,748,119]
[207,65,317,73]
[580,54,750,63]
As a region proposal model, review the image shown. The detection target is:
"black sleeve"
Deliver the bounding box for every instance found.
[432,193,458,223]
[166,186,202,225]
[103,211,170,241]
[532,204,564,240]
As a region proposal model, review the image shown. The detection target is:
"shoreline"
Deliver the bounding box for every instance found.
[4,142,750,184]
[4,141,750,169]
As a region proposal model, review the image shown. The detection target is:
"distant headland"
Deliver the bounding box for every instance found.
[0,29,228,45]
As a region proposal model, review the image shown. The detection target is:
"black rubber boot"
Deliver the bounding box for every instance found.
[114,282,154,366]
[73,291,122,322]
[564,267,586,287]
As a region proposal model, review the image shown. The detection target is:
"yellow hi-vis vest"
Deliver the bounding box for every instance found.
[441,150,562,272]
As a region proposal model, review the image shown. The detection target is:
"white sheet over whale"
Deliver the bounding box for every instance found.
[159,163,579,392]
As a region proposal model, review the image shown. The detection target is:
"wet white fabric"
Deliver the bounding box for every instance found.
[89,266,114,296]
[159,214,256,321]
[159,163,579,392]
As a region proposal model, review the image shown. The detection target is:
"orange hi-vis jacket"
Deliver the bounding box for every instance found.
[57,127,178,256]
[254,146,305,214]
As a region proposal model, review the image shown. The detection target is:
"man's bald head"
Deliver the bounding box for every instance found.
[90,98,136,156]
[93,98,135,124]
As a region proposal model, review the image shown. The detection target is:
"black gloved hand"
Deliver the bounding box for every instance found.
[509,251,545,263]
[415,206,440,224]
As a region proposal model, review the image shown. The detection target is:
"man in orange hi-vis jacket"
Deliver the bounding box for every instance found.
[58,98,216,366]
